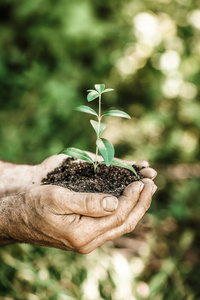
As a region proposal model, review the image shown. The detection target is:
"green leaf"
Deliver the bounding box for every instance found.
[102,110,131,119]
[111,160,137,175]
[75,105,98,117]
[94,84,105,93]
[90,120,106,136]
[96,138,114,166]
[87,91,99,102]
[60,147,94,164]
[101,88,114,94]
[87,89,96,92]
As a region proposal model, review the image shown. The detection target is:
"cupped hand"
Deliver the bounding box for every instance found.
[6,178,157,253]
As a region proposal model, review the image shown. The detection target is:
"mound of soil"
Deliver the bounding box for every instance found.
[42,157,143,198]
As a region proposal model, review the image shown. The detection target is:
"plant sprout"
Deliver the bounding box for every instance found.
[61,84,137,175]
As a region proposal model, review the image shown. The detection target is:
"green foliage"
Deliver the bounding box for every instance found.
[61,84,136,174]
[75,105,98,117]
[60,147,94,164]
[102,110,131,119]
[96,137,115,166]
[90,120,106,136]
[0,0,200,299]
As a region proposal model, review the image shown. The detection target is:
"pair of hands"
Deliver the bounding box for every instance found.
[3,154,157,253]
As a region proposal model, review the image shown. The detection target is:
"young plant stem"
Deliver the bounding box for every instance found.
[94,94,102,171]
[61,84,137,175]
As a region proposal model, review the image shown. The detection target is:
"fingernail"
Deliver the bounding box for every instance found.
[139,182,144,192]
[103,197,118,212]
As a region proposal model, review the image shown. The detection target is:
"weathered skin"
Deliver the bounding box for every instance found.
[0,153,157,253]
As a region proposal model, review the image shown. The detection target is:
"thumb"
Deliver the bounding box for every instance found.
[43,186,119,217]
[67,192,119,217]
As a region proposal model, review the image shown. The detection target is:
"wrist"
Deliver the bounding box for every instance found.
[0,161,36,196]
[0,195,19,245]
[0,193,25,246]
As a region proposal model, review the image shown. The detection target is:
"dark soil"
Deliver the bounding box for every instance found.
[42,157,144,198]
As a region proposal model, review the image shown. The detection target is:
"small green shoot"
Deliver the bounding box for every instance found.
[61,84,137,175]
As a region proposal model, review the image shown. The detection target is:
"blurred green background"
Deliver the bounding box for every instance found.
[0,0,200,299]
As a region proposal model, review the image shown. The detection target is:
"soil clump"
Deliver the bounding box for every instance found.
[42,157,143,198]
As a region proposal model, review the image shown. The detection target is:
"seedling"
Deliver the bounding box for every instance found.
[61,84,137,175]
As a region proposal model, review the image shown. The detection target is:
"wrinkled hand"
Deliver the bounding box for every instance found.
[5,179,157,253]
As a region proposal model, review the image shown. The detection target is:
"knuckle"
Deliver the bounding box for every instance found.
[76,247,91,254]
[125,217,138,233]
[126,222,135,233]
[142,178,153,185]
[116,212,126,227]
[83,194,95,214]
[68,234,87,249]
[70,238,85,249]
[62,218,87,249]
[140,160,149,167]
[126,222,133,233]
[126,219,138,233]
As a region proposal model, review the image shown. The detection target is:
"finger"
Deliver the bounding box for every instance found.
[61,180,143,219]
[67,181,144,248]
[43,154,67,165]
[67,192,119,217]
[39,154,67,178]
[140,167,157,179]
[79,179,157,253]
[136,160,149,168]
[44,185,119,217]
